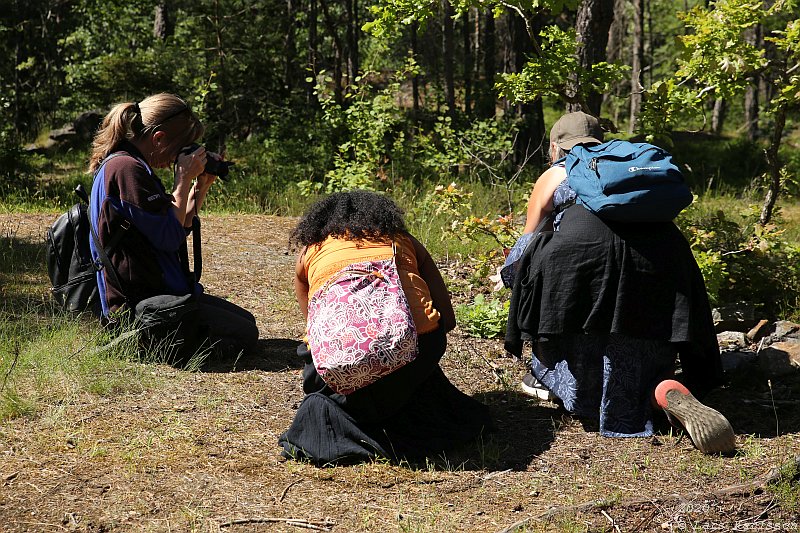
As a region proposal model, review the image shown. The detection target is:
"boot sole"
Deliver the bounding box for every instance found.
[656,380,736,454]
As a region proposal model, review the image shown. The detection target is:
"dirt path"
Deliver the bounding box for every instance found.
[1,213,799,532]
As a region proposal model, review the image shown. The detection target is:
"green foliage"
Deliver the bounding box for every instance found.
[669,134,766,191]
[363,0,580,38]
[298,69,408,195]
[676,0,767,100]
[677,199,800,317]
[413,114,517,181]
[455,294,509,339]
[299,64,520,196]
[496,26,629,108]
[636,80,702,139]
[639,0,800,136]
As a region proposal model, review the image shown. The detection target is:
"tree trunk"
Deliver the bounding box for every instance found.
[307,0,318,105]
[320,0,344,103]
[711,98,726,135]
[345,0,359,84]
[463,10,472,115]
[512,11,543,167]
[744,24,762,141]
[208,0,228,152]
[153,0,175,41]
[477,8,496,118]
[629,0,644,133]
[411,22,420,119]
[442,0,455,115]
[568,0,615,114]
[759,104,787,226]
[283,0,297,93]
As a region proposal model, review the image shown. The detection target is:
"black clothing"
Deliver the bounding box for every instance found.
[279,329,494,465]
[506,204,722,396]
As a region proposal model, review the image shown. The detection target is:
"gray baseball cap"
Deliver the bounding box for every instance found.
[550,112,604,150]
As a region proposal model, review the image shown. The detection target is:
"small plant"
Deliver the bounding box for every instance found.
[455,294,509,339]
[767,458,800,514]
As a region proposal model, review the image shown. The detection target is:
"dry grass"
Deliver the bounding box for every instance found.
[1,212,799,532]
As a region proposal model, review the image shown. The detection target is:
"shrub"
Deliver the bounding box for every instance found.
[678,199,800,318]
[455,294,509,339]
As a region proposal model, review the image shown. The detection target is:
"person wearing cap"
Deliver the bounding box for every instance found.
[502,112,734,453]
[88,93,259,361]
[522,111,604,235]
[493,112,603,290]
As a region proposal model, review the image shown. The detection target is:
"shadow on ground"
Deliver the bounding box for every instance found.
[705,368,800,438]
[203,337,302,372]
[411,390,561,472]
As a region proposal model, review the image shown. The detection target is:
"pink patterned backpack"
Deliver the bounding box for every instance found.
[306,244,418,394]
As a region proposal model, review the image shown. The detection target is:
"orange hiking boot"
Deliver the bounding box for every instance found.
[654,379,736,454]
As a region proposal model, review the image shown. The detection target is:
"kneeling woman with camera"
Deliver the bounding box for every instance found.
[88,93,258,361]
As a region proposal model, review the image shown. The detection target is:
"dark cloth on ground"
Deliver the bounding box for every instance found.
[196,293,258,357]
[506,204,722,397]
[279,329,494,465]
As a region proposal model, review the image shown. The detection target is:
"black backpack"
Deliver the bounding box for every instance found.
[46,185,103,314]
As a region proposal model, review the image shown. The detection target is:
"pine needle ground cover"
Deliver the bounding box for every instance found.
[1,213,799,532]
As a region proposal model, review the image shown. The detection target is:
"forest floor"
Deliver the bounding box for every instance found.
[1,213,800,533]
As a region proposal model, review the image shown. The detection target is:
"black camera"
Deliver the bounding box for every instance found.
[178,144,235,180]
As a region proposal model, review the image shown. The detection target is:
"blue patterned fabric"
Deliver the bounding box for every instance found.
[530,333,676,437]
[552,179,576,230]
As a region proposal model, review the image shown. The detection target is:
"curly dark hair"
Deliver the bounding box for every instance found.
[291,190,408,247]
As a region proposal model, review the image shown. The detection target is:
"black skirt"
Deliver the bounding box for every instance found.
[279,329,494,465]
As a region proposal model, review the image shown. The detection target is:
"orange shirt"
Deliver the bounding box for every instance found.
[302,234,441,334]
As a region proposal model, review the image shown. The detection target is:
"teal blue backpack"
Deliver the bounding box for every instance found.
[565,139,693,222]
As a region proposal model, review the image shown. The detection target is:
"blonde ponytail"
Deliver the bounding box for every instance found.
[88,93,204,173]
[89,102,139,173]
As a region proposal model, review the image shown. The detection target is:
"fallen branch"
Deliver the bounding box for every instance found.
[220,516,335,531]
[278,479,305,502]
[497,455,800,533]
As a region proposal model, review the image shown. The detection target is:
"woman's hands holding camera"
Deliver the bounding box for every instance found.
[175,145,208,185]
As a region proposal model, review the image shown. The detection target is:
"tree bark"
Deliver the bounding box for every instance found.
[153,0,175,41]
[477,8,496,118]
[442,0,455,116]
[283,0,297,93]
[568,0,615,115]
[345,0,359,84]
[744,24,762,141]
[320,0,344,103]
[411,22,420,119]
[463,10,472,115]
[512,11,543,167]
[759,103,786,226]
[629,0,644,132]
[711,98,726,135]
[307,0,318,105]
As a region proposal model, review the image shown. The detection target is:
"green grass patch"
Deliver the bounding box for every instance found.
[0,222,156,421]
[767,457,800,514]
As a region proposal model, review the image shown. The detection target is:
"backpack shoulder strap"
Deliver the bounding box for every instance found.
[90,151,135,301]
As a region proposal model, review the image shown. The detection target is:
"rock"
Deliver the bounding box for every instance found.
[717,331,748,351]
[721,350,757,372]
[23,137,59,155]
[774,320,800,340]
[48,125,77,142]
[746,319,771,342]
[758,341,800,377]
[711,303,756,333]
[73,110,103,141]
